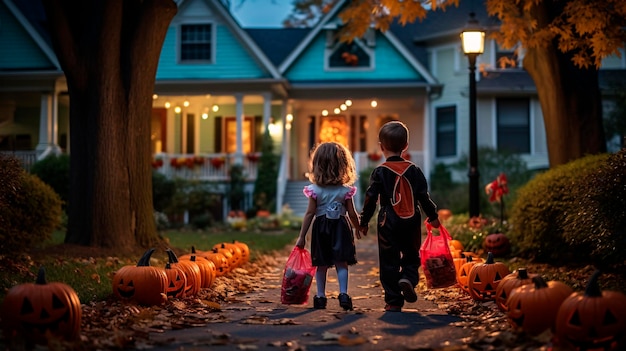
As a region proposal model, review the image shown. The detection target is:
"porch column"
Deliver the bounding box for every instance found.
[36,93,61,159]
[235,93,244,164]
[422,96,431,182]
[262,92,271,131]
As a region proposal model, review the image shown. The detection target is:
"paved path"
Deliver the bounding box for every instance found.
[148,233,472,350]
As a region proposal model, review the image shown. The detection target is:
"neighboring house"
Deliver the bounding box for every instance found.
[1,0,624,217]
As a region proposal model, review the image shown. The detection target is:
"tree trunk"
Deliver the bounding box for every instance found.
[523,1,606,167]
[43,0,177,250]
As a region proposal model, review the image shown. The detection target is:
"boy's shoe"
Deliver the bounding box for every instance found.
[384,304,402,312]
[313,296,327,309]
[399,279,418,303]
[338,293,353,311]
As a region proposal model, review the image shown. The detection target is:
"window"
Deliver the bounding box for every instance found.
[180,24,213,62]
[497,98,530,153]
[495,42,519,69]
[328,42,371,68]
[435,106,456,157]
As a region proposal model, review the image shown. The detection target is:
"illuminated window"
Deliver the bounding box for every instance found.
[225,117,253,153]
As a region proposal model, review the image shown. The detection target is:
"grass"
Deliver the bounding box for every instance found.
[0,228,298,304]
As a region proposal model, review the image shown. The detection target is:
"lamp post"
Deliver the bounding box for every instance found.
[460,12,485,218]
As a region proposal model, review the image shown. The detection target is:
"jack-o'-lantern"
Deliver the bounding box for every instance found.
[180,247,216,289]
[448,239,464,252]
[203,248,230,276]
[166,249,202,297]
[214,243,242,268]
[468,252,511,301]
[164,262,187,298]
[456,256,480,293]
[483,233,510,257]
[1,267,82,345]
[495,268,538,312]
[506,276,573,336]
[111,248,168,306]
[232,240,250,264]
[555,270,626,351]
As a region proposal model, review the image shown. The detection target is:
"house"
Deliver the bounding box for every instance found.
[1,0,624,218]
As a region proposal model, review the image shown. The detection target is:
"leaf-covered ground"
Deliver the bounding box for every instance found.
[2,248,624,351]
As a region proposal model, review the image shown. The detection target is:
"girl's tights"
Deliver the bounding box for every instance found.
[315,261,348,297]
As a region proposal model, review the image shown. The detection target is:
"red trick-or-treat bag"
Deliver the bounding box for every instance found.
[420,221,457,289]
[281,246,316,304]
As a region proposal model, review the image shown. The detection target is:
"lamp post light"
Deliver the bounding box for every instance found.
[460,12,485,218]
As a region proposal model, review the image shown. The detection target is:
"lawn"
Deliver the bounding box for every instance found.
[0,228,298,304]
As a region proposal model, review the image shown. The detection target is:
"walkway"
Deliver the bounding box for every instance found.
[148,232,473,350]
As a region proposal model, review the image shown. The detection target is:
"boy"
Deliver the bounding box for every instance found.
[359,121,440,312]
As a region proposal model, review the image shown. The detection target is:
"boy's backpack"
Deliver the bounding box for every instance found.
[380,161,415,219]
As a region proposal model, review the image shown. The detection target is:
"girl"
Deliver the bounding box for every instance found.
[296,142,363,311]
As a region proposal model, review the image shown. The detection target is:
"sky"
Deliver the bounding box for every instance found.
[229,0,295,28]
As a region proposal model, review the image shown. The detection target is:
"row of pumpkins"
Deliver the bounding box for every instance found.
[448,240,626,351]
[0,241,249,346]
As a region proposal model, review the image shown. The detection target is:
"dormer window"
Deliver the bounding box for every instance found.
[180,24,214,63]
[494,42,521,69]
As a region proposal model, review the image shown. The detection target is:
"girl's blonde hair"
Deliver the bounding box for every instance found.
[308,142,357,186]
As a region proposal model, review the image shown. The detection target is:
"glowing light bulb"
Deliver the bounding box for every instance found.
[370,100,378,108]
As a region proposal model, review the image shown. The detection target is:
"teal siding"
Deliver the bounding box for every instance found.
[156,24,269,79]
[0,2,54,70]
[285,34,422,81]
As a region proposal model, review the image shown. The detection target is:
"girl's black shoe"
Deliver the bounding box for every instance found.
[338,293,353,311]
[313,296,327,309]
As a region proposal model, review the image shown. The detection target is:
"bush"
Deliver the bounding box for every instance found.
[508,153,610,263]
[0,172,63,256]
[253,129,278,213]
[0,155,22,225]
[166,179,221,229]
[29,154,70,209]
[152,171,176,212]
[561,149,626,267]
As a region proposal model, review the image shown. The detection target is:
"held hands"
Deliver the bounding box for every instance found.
[358,225,369,238]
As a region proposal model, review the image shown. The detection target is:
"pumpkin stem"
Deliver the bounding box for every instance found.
[136,248,156,267]
[532,276,548,289]
[467,256,473,263]
[485,252,494,264]
[35,266,47,285]
[166,249,179,263]
[517,268,528,279]
[584,270,603,297]
[191,246,197,254]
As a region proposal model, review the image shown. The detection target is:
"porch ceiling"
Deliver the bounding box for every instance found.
[154,78,289,100]
[286,80,441,99]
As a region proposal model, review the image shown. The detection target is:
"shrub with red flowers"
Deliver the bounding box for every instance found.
[210,157,226,169]
[367,152,381,162]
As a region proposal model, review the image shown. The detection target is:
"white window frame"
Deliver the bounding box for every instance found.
[178,22,216,64]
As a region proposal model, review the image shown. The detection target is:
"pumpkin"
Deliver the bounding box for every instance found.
[111,248,168,306]
[506,275,573,336]
[456,256,480,294]
[164,262,187,298]
[437,208,453,221]
[166,249,202,297]
[180,246,216,289]
[555,270,626,351]
[495,268,538,312]
[203,248,231,276]
[232,240,250,264]
[214,243,242,268]
[453,253,468,274]
[483,233,510,257]
[468,252,511,301]
[1,267,82,345]
[448,239,464,252]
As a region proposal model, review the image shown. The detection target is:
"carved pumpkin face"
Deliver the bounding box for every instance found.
[0,267,82,344]
[214,243,242,268]
[232,241,250,264]
[166,249,202,297]
[206,248,231,276]
[468,252,511,301]
[483,233,510,257]
[112,248,168,306]
[495,268,538,312]
[164,263,187,298]
[555,271,626,351]
[507,276,573,336]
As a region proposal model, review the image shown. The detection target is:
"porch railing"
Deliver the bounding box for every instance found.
[152,152,261,181]
[0,151,38,172]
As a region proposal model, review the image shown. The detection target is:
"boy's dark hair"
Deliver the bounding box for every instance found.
[379,121,408,153]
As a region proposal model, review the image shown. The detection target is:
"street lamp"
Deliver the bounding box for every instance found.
[460,12,485,218]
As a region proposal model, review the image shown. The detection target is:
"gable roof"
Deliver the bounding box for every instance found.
[4,0,60,70]
[177,0,283,80]
[277,0,438,85]
[245,28,310,67]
